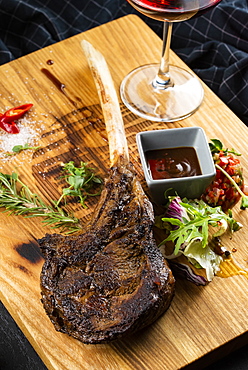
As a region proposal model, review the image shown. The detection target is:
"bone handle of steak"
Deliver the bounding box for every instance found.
[81,40,129,166]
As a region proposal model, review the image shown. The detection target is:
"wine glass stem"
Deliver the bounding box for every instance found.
[153,22,173,89]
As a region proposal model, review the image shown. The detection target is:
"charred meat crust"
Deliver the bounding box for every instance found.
[39,161,175,344]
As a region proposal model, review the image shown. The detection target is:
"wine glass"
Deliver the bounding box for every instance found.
[120,0,222,122]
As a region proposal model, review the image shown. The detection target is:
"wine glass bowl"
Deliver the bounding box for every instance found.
[121,0,222,122]
[121,63,203,122]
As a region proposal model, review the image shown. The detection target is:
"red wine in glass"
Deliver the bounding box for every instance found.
[120,0,222,121]
[127,0,222,22]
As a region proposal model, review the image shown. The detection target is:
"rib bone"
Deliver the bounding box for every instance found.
[38,41,175,344]
[81,39,129,166]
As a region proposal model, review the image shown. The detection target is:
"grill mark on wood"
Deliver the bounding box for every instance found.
[11,262,32,276]
[15,241,44,264]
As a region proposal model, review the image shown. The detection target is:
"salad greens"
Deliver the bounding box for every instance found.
[180,238,223,282]
[155,196,242,282]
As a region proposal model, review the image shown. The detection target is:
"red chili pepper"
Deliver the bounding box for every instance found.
[0,103,33,134]
[2,103,33,123]
[0,117,20,134]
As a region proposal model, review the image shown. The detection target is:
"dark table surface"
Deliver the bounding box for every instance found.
[0,300,247,370]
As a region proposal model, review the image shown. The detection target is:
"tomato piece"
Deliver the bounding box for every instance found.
[219,156,229,166]
[202,148,244,211]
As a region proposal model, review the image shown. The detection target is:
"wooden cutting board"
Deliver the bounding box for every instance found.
[0,15,247,370]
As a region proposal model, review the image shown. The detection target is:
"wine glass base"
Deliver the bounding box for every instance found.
[120,64,204,122]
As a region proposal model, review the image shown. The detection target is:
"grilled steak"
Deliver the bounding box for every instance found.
[38,41,175,344]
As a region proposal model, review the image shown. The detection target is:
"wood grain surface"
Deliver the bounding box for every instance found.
[0,15,247,370]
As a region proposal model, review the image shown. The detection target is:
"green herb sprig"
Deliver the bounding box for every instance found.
[55,161,102,208]
[0,161,103,233]
[209,138,241,156]
[0,172,81,233]
[5,143,41,156]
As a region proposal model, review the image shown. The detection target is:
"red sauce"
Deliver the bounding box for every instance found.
[146,147,202,180]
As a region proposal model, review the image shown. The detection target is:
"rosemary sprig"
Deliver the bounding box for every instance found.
[0,172,81,233]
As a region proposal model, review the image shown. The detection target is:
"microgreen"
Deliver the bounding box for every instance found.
[55,161,102,208]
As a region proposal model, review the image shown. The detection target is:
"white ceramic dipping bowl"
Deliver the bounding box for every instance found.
[136,127,216,205]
